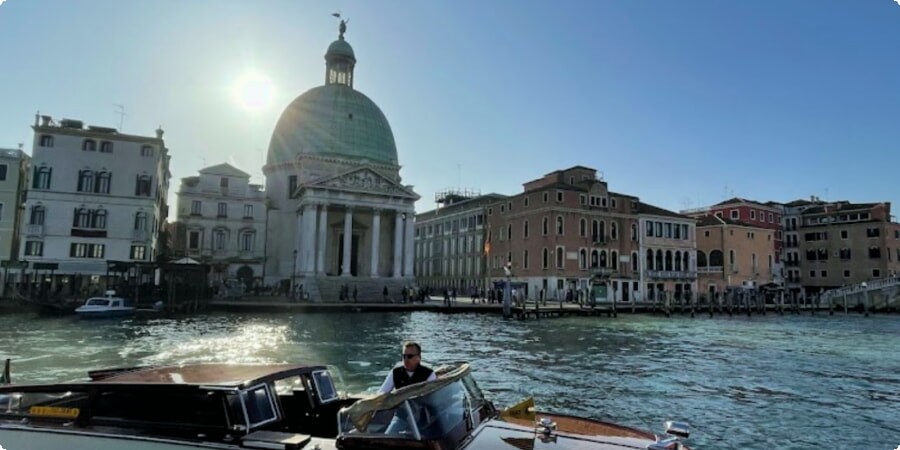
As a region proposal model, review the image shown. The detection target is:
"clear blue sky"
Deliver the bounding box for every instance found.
[1,0,899,217]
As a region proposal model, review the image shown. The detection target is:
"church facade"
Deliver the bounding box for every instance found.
[263,27,418,301]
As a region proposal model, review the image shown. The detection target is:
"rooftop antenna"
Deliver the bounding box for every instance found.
[457,163,461,189]
[113,104,127,131]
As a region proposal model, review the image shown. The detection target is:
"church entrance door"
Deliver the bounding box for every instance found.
[338,234,360,276]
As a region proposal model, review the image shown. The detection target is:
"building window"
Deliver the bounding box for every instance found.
[611,222,618,240]
[33,166,52,189]
[77,170,94,192]
[868,247,881,259]
[523,250,529,269]
[99,141,113,153]
[579,218,587,237]
[523,220,529,238]
[542,248,549,269]
[499,205,505,213]
[730,210,739,219]
[631,223,637,241]
[611,198,617,209]
[632,252,638,272]
[83,139,96,151]
[487,208,493,216]
[556,246,564,269]
[820,270,827,278]
[0,164,6,181]
[24,240,44,256]
[188,230,201,250]
[72,208,91,228]
[140,145,154,157]
[191,200,202,215]
[556,191,563,202]
[542,217,549,235]
[95,172,111,194]
[523,197,529,207]
[70,243,104,258]
[646,221,654,237]
[288,175,298,198]
[92,210,107,229]
[135,175,152,196]
[241,231,255,251]
[843,270,851,278]
[213,229,227,250]
[134,212,148,230]
[543,192,549,203]
[809,270,816,278]
[579,194,586,205]
[507,224,512,241]
[217,202,228,218]
[839,248,851,260]
[39,135,54,147]
[873,269,881,278]
[750,210,756,220]
[30,205,45,225]
[768,213,774,223]
[130,245,147,260]
[556,216,564,235]
[866,227,880,238]
[601,197,608,207]
[244,204,253,218]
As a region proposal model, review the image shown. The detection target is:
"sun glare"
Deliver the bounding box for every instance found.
[233,72,274,111]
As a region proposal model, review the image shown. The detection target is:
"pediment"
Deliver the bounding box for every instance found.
[304,168,418,199]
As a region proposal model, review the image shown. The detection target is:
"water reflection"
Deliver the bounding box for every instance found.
[0,312,897,449]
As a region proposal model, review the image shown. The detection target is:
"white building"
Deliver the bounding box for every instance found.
[19,115,170,292]
[262,24,419,301]
[0,147,29,296]
[174,163,266,287]
[638,203,698,302]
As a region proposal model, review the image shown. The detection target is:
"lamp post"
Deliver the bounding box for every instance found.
[261,203,276,283]
[291,249,297,300]
[502,262,512,318]
[861,281,869,317]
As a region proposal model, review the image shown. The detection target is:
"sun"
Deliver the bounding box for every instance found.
[233,72,274,111]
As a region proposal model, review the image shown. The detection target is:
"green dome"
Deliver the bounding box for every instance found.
[267,84,398,166]
[326,39,356,61]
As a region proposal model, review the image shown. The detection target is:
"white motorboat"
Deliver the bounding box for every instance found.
[73,291,135,318]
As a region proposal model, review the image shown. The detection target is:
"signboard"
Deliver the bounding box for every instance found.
[0,260,28,269]
[32,262,59,271]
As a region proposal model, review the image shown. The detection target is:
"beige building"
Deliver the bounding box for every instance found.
[0,148,29,295]
[414,190,505,293]
[797,201,900,292]
[485,166,644,302]
[696,215,776,299]
[638,204,698,302]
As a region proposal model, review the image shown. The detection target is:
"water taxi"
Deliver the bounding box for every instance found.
[73,291,135,318]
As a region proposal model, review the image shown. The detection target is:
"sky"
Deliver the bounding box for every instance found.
[1,0,899,218]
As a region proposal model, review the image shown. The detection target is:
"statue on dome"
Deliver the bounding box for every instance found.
[333,13,349,40]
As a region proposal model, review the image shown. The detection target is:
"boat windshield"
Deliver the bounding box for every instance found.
[85,299,110,306]
[338,379,468,440]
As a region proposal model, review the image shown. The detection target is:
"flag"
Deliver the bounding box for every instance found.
[332,13,341,18]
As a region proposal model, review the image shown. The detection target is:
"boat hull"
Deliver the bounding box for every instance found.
[74,308,136,318]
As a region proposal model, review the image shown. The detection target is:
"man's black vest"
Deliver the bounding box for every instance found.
[392,364,434,389]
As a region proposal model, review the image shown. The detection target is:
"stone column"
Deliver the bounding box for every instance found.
[294,211,303,274]
[393,211,403,278]
[341,207,353,276]
[301,203,318,275]
[403,211,415,277]
[370,209,381,277]
[316,205,328,275]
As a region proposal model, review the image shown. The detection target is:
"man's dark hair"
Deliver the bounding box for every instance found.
[402,341,422,355]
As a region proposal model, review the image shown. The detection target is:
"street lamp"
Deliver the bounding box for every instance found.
[291,249,297,300]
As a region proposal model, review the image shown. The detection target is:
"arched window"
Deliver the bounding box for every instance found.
[665,250,673,271]
[135,175,152,196]
[611,222,618,240]
[213,229,228,250]
[542,217,549,235]
[99,141,113,153]
[82,139,96,151]
[632,252,639,272]
[523,220,529,238]
[556,216,564,235]
[556,247,564,268]
[591,249,599,268]
[675,251,682,271]
[34,166,52,189]
[646,249,654,271]
[592,219,599,240]
[96,172,111,194]
[611,251,618,271]
[599,221,606,241]
[92,209,107,229]
[39,135,54,147]
[542,248,549,269]
[729,250,736,266]
[709,250,724,267]
[140,145,154,157]
[683,251,690,271]
[134,212,148,230]
[579,218,586,237]
[73,208,91,228]
[631,223,637,241]
[752,253,758,271]
[30,205,45,225]
[579,249,587,269]
[697,250,708,267]
[655,249,663,270]
[600,250,608,268]
[507,224,512,241]
[78,170,94,192]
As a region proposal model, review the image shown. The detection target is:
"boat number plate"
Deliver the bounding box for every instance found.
[29,406,80,419]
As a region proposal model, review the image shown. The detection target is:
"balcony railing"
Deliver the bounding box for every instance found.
[25,224,44,237]
[132,229,149,242]
[647,270,697,279]
[697,266,723,273]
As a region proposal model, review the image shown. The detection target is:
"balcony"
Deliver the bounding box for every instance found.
[647,270,697,280]
[132,229,149,242]
[591,268,616,277]
[697,266,723,273]
[25,224,44,237]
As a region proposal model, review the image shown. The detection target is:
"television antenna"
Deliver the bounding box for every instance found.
[113,104,127,131]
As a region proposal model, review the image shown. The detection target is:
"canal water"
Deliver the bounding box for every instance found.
[0,311,897,449]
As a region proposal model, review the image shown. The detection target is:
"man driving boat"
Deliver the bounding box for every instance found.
[378,341,437,394]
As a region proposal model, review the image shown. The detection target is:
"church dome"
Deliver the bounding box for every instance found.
[266,36,398,166]
[267,84,397,166]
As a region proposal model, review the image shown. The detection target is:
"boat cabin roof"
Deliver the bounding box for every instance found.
[95,363,324,388]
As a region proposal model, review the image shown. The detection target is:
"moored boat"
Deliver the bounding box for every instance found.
[73,291,135,318]
[0,363,692,449]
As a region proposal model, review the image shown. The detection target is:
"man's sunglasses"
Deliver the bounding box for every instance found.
[403,353,419,359]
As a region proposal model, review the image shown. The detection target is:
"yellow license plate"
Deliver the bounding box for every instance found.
[29,406,80,419]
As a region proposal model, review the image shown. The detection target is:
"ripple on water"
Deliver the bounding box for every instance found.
[0,312,898,450]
